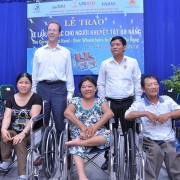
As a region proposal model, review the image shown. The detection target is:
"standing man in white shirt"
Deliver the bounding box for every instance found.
[97,36,142,169]
[32,21,74,140]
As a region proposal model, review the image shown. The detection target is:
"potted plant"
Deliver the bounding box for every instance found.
[162,64,180,93]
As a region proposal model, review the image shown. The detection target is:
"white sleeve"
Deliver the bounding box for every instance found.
[97,63,106,99]
[132,59,143,99]
[31,51,38,93]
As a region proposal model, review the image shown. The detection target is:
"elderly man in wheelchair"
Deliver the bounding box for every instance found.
[125,74,180,180]
[63,76,114,180]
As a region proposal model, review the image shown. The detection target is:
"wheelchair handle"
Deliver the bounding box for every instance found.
[64,118,70,123]
[109,117,115,123]
[32,114,45,122]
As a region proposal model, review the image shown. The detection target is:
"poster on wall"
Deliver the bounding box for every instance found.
[27,0,144,75]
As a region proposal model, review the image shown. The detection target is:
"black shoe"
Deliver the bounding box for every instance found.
[101,160,108,170]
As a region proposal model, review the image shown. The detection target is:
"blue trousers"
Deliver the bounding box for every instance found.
[37,81,67,139]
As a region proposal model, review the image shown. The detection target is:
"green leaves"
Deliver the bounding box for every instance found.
[162,64,180,93]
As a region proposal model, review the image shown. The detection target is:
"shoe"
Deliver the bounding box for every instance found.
[33,156,43,166]
[0,160,12,171]
[101,160,108,170]
[17,175,26,180]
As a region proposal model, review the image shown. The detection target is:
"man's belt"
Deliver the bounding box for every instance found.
[40,80,64,85]
[106,96,134,104]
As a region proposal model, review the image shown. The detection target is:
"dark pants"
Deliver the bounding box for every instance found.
[37,81,67,140]
[104,97,134,159]
[109,97,134,133]
[143,137,180,180]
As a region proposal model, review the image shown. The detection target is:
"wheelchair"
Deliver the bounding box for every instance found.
[0,84,16,173]
[125,120,145,180]
[58,117,119,180]
[26,111,58,180]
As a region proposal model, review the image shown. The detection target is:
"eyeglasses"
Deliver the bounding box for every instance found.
[47,29,59,33]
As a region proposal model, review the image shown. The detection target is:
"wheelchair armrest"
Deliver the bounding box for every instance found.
[30,114,45,132]
[135,118,143,135]
[32,114,45,122]
[109,117,115,132]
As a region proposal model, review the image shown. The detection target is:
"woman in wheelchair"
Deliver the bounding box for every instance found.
[0,72,42,180]
[64,76,114,180]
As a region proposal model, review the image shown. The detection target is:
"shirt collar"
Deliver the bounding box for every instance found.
[110,56,127,63]
[44,43,61,50]
[144,95,164,106]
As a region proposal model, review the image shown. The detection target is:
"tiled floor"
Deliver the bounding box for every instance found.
[0,153,169,180]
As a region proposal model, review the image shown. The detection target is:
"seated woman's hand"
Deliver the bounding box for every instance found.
[1,129,12,143]
[82,125,98,139]
[80,131,88,140]
[12,132,26,145]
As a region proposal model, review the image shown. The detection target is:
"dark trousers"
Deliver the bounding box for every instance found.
[110,98,134,133]
[104,97,134,159]
[37,81,67,140]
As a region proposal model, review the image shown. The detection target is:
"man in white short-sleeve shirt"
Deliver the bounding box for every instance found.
[125,75,180,180]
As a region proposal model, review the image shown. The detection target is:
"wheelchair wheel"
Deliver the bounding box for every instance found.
[117,129,125,180]
[126,128,136,180]
[41,126,58,179]
[58,130,69,180]
[135,133,145,180]
[113,128,118,173]
[136,153,145,180]
[26,150,35,180]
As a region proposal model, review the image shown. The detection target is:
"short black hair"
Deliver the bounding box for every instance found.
[16,72,32,84]
[141,75,159,88]
[47,20,61,32]
[79,76,97,91]
[110,36,127,46]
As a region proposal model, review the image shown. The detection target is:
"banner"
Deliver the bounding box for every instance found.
[27,0,144,75]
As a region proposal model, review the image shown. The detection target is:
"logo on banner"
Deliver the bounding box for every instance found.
[72,0,96,8]
[33,3,40,12]
[52,4,65,9]
[102,2,116,6]
[72,0,79,8]
[129,0,136,6]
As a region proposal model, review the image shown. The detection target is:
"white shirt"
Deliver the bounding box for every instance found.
[125,95,180,141]
[32,44,74,99]
[97,56,142,100]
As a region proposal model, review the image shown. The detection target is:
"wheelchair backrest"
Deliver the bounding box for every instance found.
[0,84,16,101]
[162,88,179,102]
[0,100,5,115]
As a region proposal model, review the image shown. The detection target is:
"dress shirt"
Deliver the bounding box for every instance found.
[32,44,74,99]
[97,56,142,100]
[125,95,180,141]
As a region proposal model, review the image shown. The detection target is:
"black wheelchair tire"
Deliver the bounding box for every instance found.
[41,126,57,179]
[127,128,136,180]
[58,130,69,180]
[118,131,125,180]
[113,128,118,173]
